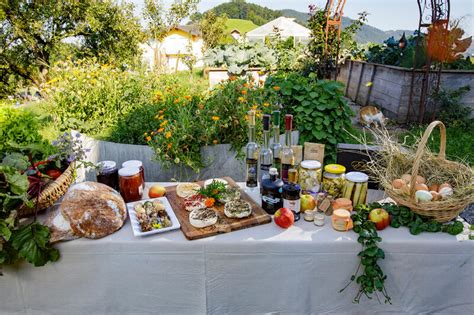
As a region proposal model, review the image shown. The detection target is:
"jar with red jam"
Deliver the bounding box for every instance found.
[119,167,143,203]
[96,161,119,191]
[122,160,145,189]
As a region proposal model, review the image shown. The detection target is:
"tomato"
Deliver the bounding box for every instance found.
[45,169,62,180]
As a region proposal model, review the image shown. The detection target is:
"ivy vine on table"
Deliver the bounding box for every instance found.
[341,202,464,304]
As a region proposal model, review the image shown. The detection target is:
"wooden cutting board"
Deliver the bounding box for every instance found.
[166,177,272,240]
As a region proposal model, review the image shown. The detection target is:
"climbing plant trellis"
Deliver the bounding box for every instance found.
[407,0,450,123]
[323,0,347,80]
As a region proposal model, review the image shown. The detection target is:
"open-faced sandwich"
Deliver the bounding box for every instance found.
[184,194,206,212]
[135,200,172,232]
[217,187,241,204]
[176,182,201,198]
[189,208,218,228]
[224,199,252,218]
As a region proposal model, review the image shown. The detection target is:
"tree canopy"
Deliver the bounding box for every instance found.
[0,0,144,95]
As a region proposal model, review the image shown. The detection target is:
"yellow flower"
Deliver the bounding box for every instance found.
[150,131,155,135]
[154,90,164,102]
[238,97,245,103]
[184,95,192,100]
[251,105,258,111]
[165,132,172,139]
[146,136,151,142]
[263,102,270,107]
[159,115,164,120]
[211,116,220,121]
[213,139,218,145]
[144,132,148,136]
[241,90,247,95]
[160,120,168,127]
[157,128,164,133]
[273,86,281,91]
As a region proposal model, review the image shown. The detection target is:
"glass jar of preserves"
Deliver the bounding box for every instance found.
[322,164,346,198]
[343,172,369,207]
[96,160,119,191]
[298,160,322,194]
[122,160,145,189]
[119,167,143,203]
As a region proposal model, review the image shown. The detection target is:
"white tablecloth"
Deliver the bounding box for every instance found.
[1,183,473,314]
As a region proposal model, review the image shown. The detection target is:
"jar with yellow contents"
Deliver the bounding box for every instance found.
[298,160,322,194]
[322,164,346,198]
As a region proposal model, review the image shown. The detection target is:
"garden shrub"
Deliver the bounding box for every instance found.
[265,72,354,162]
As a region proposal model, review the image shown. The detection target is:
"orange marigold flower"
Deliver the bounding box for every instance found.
[204,197,215,208]
[243,83,249,88]
[146,136,151,142]
[184,95,192,100]
[241,90,247,95]
[159,110,164,114]
[160,120,168,127]
[167,143,172,149]
[211,116,220,121]
[213,139,218,145]
[229,75,237,81]
[165,131,172,139]
[174,98,180,104]
[273,86,281,91]
[158,128,164,133]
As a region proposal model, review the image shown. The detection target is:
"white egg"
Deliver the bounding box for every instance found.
[439,187,454,199]
[415,190,433,202]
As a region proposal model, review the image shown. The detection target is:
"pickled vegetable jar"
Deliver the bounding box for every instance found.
[119,167,144,202]
[343,172,369,207]
[298,160,322,194]
[322,164,346,198]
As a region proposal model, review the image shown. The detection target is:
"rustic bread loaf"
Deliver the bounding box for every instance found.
[60,182,127,239]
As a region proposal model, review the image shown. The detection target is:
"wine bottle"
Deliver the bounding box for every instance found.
[261,167,284,214]
[280,114,294,183]
[282,168,301,221]
[271,110,282,179]
[245,110,259,192]
[259,114,273,187]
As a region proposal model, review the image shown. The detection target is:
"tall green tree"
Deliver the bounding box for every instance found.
[0,0,143,94]
[199,11,228,50]
[143,0,200,72]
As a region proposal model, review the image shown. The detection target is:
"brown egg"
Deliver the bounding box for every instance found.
[415,183,429,191]
[415,175,426,184]
[429,183,440,192]
[392,179,406,189]
[401,174,412,183]
[439,183,452,191]
[430,191,441,201]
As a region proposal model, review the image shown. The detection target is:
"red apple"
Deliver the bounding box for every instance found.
[148,184,166,198]
[368,208,390,230]
[274,207,294,229]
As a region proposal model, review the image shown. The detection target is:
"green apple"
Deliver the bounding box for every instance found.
[300,194,316,212]
[368,208,390,230]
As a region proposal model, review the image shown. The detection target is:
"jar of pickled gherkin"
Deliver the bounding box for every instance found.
[298,160,322,194]
[343,172,369,207]
[322,164,346,198]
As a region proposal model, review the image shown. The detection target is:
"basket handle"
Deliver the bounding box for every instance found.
[409,121,446,200]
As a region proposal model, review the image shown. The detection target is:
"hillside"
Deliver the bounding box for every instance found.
[225,19,258,35]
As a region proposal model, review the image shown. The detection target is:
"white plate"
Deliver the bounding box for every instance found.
[127,197,181,237]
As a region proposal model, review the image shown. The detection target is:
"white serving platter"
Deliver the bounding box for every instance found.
[127,197,181,237]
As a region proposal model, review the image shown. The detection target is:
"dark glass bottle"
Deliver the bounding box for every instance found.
[282,168,301,221]
[261,167,284,215]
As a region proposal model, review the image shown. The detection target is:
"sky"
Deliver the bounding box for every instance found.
[129,0,473,35]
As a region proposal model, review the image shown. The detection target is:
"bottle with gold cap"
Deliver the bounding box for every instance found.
[282,168,301,221]
[245,110,259,192]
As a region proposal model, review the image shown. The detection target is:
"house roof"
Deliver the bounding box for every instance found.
[246,17,311,39]
[230,29,241,34]
[172,25,201,37]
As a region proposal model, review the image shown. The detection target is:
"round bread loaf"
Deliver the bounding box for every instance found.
[60,182,127,239]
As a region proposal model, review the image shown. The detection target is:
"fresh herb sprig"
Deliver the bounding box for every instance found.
[198,180,227,200]
[340,204,391,304]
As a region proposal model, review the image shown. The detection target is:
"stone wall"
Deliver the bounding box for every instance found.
[75,131,299,183]
[337,60,474,122]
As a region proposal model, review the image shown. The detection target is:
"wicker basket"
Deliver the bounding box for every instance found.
[385,121,473,222]
[18,162,76,218]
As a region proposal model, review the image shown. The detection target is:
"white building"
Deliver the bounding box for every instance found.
[141,25,204,72]
[246,17,311,45]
